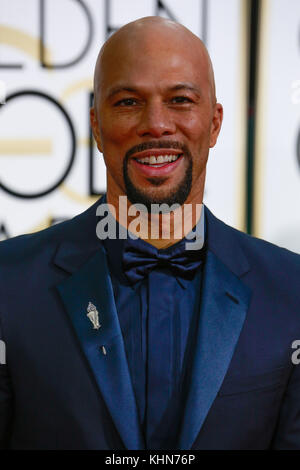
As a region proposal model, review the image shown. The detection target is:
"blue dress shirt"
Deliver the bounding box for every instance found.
[102,203,206,449]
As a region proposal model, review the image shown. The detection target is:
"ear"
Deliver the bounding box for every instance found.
[209,103,223,148]
[90,107,103,153]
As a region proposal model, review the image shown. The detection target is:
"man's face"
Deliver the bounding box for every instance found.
[91,30,223,208]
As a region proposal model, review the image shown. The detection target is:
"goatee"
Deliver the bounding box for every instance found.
[123,142,193,211]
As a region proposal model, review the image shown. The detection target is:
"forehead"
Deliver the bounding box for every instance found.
[98,32,210,98]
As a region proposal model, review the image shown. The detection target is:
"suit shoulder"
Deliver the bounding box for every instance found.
[0,219,69,266]
[237,227,299,266]
[221,220,300,279]
[0,202,97,267]
[206,206,300,275]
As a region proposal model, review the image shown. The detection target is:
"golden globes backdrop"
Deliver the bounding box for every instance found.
[0,0,247,241]
[254,0,300,253]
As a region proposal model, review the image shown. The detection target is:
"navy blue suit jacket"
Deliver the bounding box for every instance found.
[0,198,300,449]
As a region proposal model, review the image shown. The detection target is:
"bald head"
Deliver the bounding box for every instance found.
[90,15,223,213]
[93,16,216,106]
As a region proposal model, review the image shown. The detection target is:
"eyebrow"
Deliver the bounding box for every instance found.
[168,83,202,95]
[106,83,202,100]
[106,86,138,100]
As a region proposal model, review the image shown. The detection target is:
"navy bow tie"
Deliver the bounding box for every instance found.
[122,237,205,284]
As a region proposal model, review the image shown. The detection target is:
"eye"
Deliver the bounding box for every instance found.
[171,96,193,104]
[114,98,138,106]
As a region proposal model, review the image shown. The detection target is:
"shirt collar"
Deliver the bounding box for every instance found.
[101,195,206,289]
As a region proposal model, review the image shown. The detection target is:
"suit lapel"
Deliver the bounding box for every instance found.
[55,244,144,450]
[178,208,252,450]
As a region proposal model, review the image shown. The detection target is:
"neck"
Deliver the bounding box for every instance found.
[106,192,204,249]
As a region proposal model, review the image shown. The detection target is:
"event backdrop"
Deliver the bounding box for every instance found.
[254,0,300,253]
[0,0,248,242]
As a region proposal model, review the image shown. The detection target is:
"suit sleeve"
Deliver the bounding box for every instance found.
[0,314,13,449]
[271,363,300,449]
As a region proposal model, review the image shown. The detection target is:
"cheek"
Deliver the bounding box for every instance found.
[179,119,211,171]
[100,112,136,145]
[100,125,125,147]
[99,128,129,167]
[99,127,127,175]
[179,115,210,143]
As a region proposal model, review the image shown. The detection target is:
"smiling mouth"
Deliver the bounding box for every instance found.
[134,153,183,167]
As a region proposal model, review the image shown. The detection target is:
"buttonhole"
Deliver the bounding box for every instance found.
[226,292,239,304]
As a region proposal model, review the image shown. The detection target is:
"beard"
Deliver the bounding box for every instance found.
[123,141,193,211]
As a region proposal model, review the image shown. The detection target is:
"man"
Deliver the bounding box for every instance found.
[0,16,300,450]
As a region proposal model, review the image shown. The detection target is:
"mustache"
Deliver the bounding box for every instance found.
[125,141,189,160]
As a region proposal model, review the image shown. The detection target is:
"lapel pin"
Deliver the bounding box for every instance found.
[86,302,101,330]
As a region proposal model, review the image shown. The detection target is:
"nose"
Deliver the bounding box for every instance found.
[136,100,176,138]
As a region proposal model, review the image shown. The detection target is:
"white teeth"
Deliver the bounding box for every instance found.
[136,154,181,165]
